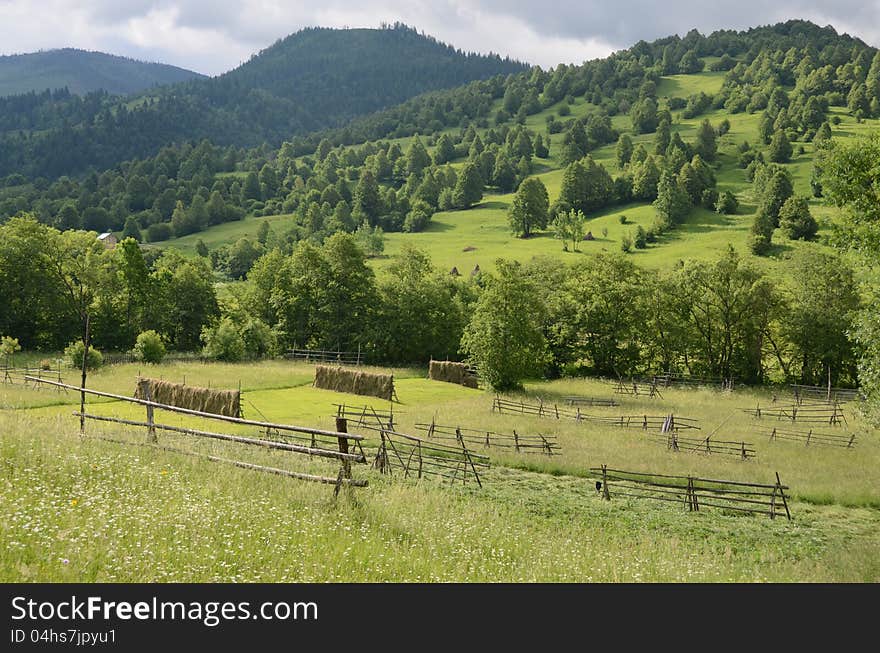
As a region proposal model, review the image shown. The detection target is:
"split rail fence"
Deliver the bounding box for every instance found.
[592,465,790,520]
[414,421,559,455]
[334,403,395,430]
[491,397,699,431]
[791,384,862,405]
[744,403,846,426]
[2,364,64,386]
[651,432,756,459]
[285,347,363,366]
[369,426,489,486]
[612,379,663,399]
[562,396,619,407]
[27,376,368,494]
[652,372,735,390]
[762,426,856,449]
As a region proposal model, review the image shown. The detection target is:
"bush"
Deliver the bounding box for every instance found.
[715,190,739,214]
[633,225,647,249]
[620,234,633,253]
[133,330,166,364]
[145,223,172,242]
[240,319,277,359]
[201,319,246,362]
[618,215,628,224]
[64,340,103,370]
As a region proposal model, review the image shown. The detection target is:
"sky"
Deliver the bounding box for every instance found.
[0,0,878,76]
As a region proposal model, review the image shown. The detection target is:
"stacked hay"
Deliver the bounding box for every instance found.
[428,360,479,388]
[135,378,241,417]
[314,365,394,401]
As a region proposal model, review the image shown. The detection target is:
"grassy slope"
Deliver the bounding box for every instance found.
[156,70,880,278]
[2,360,879,582]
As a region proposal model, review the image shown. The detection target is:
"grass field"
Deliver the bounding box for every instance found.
[3,359,879,582]
[152,70,880,279]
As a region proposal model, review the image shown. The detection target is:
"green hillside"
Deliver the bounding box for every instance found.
[158,74,879,277]
[0,25,526,178]
[0,48,204,97]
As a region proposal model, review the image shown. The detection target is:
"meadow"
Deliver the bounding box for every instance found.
[3,359,879,582]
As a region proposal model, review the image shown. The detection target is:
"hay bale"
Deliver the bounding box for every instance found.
[135,378,241,417]
[314,365,394,401]
[428,360,479,389]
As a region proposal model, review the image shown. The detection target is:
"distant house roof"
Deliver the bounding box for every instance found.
[97,232,115,240]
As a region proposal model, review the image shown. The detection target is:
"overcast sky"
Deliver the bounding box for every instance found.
[1,1,878,75]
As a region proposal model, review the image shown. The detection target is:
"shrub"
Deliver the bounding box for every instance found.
[145,222,172,242]
[201,319,245,362]
[715,190,739,214]
[618,215,628,224]
[133,330,166,364]
[633,225,647,249]
[64,340,103,370]
[621,234,633,253]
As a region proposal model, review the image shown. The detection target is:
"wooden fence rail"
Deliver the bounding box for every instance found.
[414,421,559,455]
[285,347,363,366]
[762,426,857,449]
[562,396,619,407]
[334,403,395,430]
[652,372,735,390]
[591,465,790,520]
[2,364,64,386]
[365,426,489,487]
[26,376,368,494]
[650,432,756,459]
[744,403,846,426]
[491,397,700,431]
[791,384,862,405]
[612,379,663,399]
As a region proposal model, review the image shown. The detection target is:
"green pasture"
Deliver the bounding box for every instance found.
[2,359,879,582]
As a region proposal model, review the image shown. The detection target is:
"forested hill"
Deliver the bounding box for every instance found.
[0,49,205,97]
[0,24,527,179]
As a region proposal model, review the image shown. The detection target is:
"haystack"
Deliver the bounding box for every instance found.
[428,360,479,389]
[135,378,241,417]
[314,365,394,401]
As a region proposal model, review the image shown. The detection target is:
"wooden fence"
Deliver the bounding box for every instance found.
[591,466,790,520]
[491,397,700,431]
[650,432,756,459]
[414,421,559,455]
[334,403,395,430]
[653,372,735,390]
[2,364,64,386]
[791,384,862,405]
[370,427,489,487]
[562,396,619,407]
[744,403,846,426]
[612,379,663,399]
[285,347,363,366]
[26,377,368,495]
[762,426,857,449]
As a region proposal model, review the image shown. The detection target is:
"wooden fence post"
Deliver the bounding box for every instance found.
[137,379,157,444]
[601,465,610,500]
[776,472,791,521]
[79,314,90,435]
[334,417,351,498]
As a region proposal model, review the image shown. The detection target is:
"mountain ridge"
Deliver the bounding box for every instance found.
[0,48,205,97]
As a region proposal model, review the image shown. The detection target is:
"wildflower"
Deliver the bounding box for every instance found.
[70,499,78,506]
[61,559,69,565]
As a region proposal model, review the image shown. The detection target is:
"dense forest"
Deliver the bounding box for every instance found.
[0,24,526,178]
